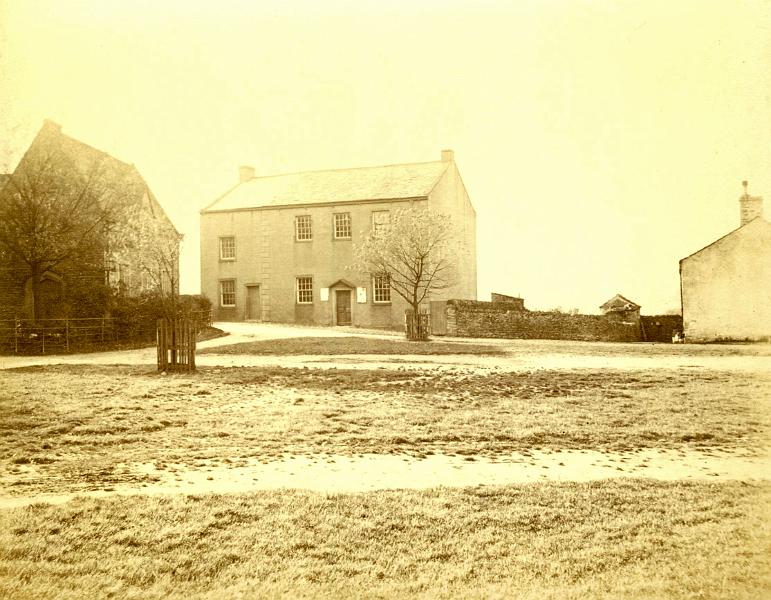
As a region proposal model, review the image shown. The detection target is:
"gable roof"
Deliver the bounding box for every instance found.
[8,121,179,236]
[679,216,771,264]
[203,160,450,213]
[600,293,641,312]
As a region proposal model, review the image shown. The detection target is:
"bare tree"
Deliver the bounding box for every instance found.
[354,206,459,338]
[110,204,183,317]
[0,140,132,321]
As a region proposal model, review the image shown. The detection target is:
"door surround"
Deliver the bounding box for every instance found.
[335,289,352,326]
[245,284,261,321]
[328,279,356,327]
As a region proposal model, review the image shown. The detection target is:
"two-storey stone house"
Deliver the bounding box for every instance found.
[200,150,477,328]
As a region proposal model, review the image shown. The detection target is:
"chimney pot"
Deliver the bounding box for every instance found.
[739,181,763,226]
[42,119,62,133]
[239,165,255,183]
[441,149,454,162]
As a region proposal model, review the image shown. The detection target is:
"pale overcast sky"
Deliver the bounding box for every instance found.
[1,0,769,313]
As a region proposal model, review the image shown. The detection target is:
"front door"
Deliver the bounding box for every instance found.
[246,285,261,321]
[336,290,351,325]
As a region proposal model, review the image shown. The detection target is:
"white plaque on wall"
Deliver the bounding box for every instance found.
[320,288,329,302]
[356,287,367,303]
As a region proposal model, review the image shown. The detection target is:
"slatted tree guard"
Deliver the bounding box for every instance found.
[405,309,431,341]
[157,317,196,372]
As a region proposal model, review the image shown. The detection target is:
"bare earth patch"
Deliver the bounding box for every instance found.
[1,364,769,497]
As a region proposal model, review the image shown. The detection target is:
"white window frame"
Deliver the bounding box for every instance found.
[372,210,390,236]
[295,215,312,241]
[220,279,236,307]
[373,274,391,303]
[219,236,236,260]
[334,212,352,239]
[296,276,313,304]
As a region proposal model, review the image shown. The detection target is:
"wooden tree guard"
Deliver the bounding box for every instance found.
[405,310,430,341]
[157,317,196,372]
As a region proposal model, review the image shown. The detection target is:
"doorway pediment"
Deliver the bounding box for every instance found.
[328,278,356,289]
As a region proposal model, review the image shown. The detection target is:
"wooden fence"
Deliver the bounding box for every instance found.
[0,317,116,355]
[156,317,196,372]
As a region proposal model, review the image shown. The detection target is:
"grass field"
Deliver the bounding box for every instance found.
[1,480,769,600]
[1,364,769,495]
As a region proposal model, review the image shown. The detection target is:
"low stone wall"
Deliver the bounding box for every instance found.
[444,300,641,342]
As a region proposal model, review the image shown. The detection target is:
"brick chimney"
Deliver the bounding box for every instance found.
[441,149,454,162]
[239,165,255,183]
[740,180,764,226]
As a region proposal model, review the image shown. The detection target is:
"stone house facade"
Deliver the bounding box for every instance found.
[679,184,771,341]
[200,150,477,327]
[0,120,180,321]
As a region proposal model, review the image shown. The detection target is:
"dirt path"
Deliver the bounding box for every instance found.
[2,447,768,509]
[3,321,770,372]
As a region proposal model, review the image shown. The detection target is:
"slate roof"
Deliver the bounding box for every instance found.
[600,294,641,313]
[203,160,450,213]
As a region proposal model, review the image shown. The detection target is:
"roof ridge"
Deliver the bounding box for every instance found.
[57,129,134,170]
[242,159,446,182]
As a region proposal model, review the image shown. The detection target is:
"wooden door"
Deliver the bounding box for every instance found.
[336,290,351,325]
[430,301,447,335]
[246,285,261,321]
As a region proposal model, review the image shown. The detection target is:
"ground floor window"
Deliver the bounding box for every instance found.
[220,279,236,307]
[373,274,391,303]
[296,276,313,303]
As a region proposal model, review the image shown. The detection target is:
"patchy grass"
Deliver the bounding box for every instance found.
[0,480,769,599]
[198,336,504,356]
[1,365,769,495]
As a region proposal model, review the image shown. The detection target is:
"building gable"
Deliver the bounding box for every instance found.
[680,217,771,266]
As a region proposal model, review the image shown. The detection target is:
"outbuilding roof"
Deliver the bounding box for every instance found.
[600,294,641,313]
[203,160,450,213]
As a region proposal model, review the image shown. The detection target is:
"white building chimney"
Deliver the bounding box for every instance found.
[239,165,255,183]
[740,180,764,226]
[441,149,454,162]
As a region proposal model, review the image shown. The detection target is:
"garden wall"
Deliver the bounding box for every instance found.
[442,300,641,342]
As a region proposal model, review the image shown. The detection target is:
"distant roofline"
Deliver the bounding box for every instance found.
[238,159,448,183]
[201,195,428,215]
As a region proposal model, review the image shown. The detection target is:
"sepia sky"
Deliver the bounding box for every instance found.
[1,0,769,314]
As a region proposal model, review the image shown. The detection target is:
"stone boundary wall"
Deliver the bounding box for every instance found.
[444,300,641,342]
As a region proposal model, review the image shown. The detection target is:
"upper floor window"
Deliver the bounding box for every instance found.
[373,274,391,303]
[295,215,312,241]
[372,210,390,236]
[220,279,236,307]
[296,276,313,304]
[219,236,236,260]
[334,212,351,239]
